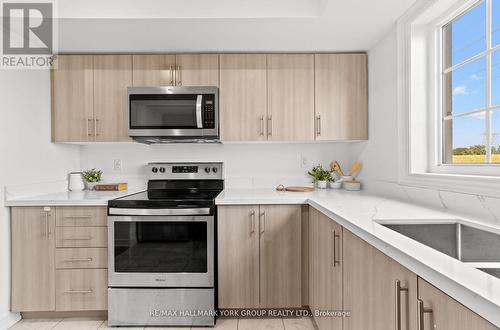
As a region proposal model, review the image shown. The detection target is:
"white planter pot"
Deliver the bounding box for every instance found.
[317,180,327,189]
[86,182,98,190]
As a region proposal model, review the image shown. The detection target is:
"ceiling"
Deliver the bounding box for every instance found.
[56,0,417,52]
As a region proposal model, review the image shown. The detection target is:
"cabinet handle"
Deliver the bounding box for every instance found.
[395,280,409,330]
[63,237,92,241]
[64,215,92,219]
[44,212,49,237]
[94,118,99,137]
[316,115,321,136]
[87,119,93,137]
[65,289,93,294]
[250,211,256,233]
[417,299,433,330]
[332,230,340,267]
[169,65,174,85]
[267,116,272,137]
[64,258,93,263]
[177,65,182,86]
[260,116,265,136]
[259,211,266,234]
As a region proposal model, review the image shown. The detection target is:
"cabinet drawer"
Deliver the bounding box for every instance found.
[56,269,107,311]
[56,227,107,248]
[55,248,107,269]
[56,207,107,227]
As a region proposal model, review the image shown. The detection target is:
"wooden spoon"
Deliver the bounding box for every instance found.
[330,161,345,176]
[348,160,362,176]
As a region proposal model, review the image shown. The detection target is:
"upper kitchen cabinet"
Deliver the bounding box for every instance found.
[132,54,176,86]
[93,55,132,142]
[219,54,267,141]
[51,55,94,142]
[314,54,368,140]
[175,54,219,86]
[267,54,315,141]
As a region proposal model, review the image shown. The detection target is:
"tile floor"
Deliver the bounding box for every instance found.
[9,317,315,330]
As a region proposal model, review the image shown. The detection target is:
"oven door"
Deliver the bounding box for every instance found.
[108,213,214,288]
[128,86,218,139]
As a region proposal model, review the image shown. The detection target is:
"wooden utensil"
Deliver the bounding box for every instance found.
[330,161,345,176]
[348,161,362,176]
[276,185,315,192]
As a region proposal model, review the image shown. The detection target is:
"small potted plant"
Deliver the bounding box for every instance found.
[308,165,333,189]
[81,168,103,190]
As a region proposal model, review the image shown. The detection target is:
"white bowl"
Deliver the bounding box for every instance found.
[330,181,342,189]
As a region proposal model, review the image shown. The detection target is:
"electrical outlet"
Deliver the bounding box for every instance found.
[301,155,308,169]
[113,159,122,171]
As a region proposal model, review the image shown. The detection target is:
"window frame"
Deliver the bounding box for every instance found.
[438,0,500,166]
[397,0,500,198]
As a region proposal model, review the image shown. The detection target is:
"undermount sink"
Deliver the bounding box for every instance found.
[378,221,500,279]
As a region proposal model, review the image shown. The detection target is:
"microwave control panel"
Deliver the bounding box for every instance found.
[203,95,216,128]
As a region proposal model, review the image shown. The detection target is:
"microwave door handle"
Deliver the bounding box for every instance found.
[196,95,203,128]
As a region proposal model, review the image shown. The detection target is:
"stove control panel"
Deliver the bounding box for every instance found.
[147,162,223,180]
[172,166,198,173]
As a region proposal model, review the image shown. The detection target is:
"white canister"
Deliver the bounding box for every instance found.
[68,172,85,191]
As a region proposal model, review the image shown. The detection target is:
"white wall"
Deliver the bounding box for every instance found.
[0,70,80,329]
[80,142,357,188]
[355,26,500,226]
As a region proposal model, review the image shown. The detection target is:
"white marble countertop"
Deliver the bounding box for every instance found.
[216,188,500,327]
[4,188,144,206]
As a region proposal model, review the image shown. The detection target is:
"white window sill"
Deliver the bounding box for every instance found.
[399,172,500,198]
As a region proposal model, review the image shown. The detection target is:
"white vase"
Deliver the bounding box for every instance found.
[317,180,327,189]
[68,173,85,191]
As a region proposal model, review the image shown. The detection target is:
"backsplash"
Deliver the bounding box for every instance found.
[79,142,357,189]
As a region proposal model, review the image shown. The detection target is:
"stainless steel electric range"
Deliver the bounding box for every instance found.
[107,162,223,327]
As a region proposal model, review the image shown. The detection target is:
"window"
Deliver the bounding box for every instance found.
[442,0,500,164]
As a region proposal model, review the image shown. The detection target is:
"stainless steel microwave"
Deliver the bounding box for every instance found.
[127,86,219,143]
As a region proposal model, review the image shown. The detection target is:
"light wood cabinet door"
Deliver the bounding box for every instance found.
[267,54,315,141]
[51,55,94,142]
[343,229,417,330]
[259,205,302,308]
[11,207,55,312]
[309,207,343,330]
[175,54,219,86]
[219,54,267,141]
[217,205,260,308]
[132,54,176,86]
[418,278,499,330]
[315,54,368,140]
[93,55,132,142]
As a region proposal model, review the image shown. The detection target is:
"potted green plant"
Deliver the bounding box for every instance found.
[307,165,333,189]
[81,168,103,190]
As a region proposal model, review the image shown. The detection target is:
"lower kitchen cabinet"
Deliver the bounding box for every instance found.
[11,206,108,313]
[55,269,107,311]
[217,205,260,308]
[217,204,302,308]
[418,278,499,330]
[259,205,302,308]
[343,228,417,330]
[309,207,342,330]
[11,207,56,312]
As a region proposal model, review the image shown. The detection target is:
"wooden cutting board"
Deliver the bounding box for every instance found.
[276,185,315,192]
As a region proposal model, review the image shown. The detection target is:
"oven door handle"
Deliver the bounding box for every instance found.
[108,207,211,216]
[196,95,203,129]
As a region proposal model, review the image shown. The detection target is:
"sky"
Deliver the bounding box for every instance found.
[449,0,499,149]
